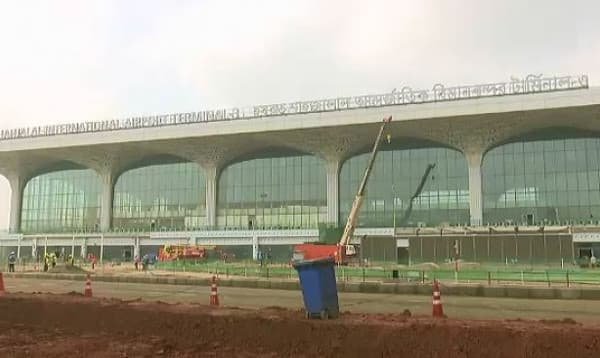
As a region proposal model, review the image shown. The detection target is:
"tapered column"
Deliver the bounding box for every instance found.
[8,174,25,234]
[205,166,218,228]
[326,160,340,226]
[81,238,87,259]
[252,235,259,261]
[466,151,483,226]
[133,236,140,259]
[32,238,38,259]
[99,170,115,232]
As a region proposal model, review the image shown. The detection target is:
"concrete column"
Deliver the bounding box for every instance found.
[100,234,104,264]
[81,238,87,259]
[252,235,259,261]
[466,151,483,227]
[8,174,25,234]
[133,236,140,259]
[31,238,38,260]
[71,235,75,256]
[326,160,340,226]
[205,166,218,228]
[100,171,115,232]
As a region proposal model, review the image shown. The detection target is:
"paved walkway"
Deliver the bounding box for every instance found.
[5,277,600,323]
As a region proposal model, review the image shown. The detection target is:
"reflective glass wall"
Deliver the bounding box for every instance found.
[340,147,469,227]
[21,169,101,233]
[113,162,206,230]
[483,137,600,225]
[217,155,327,229]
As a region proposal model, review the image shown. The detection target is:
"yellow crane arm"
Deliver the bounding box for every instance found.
[338,116,392,247]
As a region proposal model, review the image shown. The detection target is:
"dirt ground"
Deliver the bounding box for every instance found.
[1,293,600,357]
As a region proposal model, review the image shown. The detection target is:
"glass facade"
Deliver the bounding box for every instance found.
[21,169,101,233]
[483,137,600,225]
[113,162,206,230]
[217,155,327,229]
[340,147,469,227]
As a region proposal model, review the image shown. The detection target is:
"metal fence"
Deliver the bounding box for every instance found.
[153,261,600,288]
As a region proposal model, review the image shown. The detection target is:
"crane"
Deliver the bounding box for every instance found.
[398,163,436,226]
[293,116,392,264]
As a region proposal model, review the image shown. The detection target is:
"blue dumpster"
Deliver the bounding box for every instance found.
[293,257,339,319]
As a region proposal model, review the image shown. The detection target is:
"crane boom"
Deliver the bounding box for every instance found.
[398,163,436,226]
[338,116,392,247]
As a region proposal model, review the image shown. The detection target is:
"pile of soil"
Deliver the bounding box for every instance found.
[412,262,440,270]
[0,293,599,357]
[47,264,88,274]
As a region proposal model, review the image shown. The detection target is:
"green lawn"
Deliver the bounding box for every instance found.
[153,259,600,286]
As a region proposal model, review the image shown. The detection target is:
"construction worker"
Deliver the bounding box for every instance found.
[8,251,16,273]
[51,253,57,269]
[43,253,49,272]
[141,254,149,271]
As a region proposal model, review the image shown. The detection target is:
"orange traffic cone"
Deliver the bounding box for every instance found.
[432,279,444,317]
[0,272,5,295]
[209,275,219,307]
[84,274,93,298]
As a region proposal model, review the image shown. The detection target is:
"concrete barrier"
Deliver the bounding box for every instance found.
[482,286,507,298]
[343,282,362,293]
[505,286,530,299]
[9,272,600,300]
[415,284,432,296]
[378,283,396,294]
[230,279,258,289]
[359,282,380,294]
[528,287,556,299]
[443,285,483,297]
[395,284,417,295]
[255,280,271,289]
[557,288,581,300]
[269,280,296,291]
[580,288,600,300]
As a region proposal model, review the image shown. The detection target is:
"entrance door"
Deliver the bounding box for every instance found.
[248,215,256,229]
[397,247,409,265]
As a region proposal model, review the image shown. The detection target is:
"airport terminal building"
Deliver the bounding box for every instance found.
[1,74,599,264]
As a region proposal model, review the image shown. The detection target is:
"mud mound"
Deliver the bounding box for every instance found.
[440,261,481,270]
[540,318,579,325]
[412,262,440,270]
[48,264,88,274]
[65,291,83,296]
[0,293,599,357]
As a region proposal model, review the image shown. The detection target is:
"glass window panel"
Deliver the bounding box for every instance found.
[113,162,205,231]
[341,147,468,227]
[483,137,600,224]
[218,154,326,229]
[21,168,101,233]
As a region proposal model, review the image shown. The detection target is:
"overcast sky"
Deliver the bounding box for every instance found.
[0,0,599,230]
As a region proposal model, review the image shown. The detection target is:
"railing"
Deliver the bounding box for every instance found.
[152,260,600,287]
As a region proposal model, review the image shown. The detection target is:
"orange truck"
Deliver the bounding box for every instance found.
[293,116,392,265]
[158,245,210,261]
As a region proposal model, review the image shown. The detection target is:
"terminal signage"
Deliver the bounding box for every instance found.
[573,233,600,243]
[0,74,589,141]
